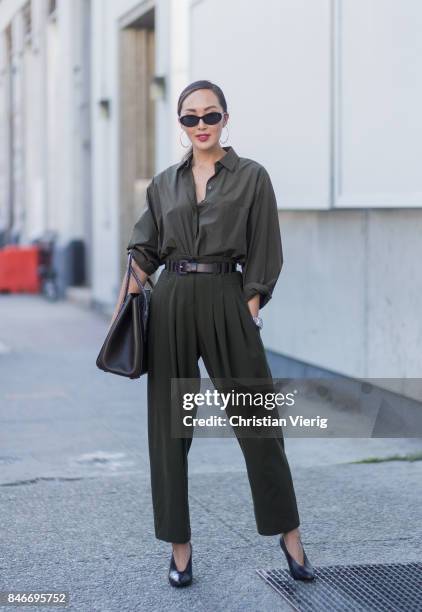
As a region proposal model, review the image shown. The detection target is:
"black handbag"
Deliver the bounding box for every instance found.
[96,250,155,379]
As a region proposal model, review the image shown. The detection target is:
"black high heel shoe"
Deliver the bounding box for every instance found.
[168,543,193,587]
[280,534,315,581]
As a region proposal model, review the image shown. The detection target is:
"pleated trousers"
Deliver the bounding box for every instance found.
[146,267,300,543]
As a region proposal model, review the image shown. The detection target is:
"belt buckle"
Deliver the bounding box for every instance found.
[176,259,190,275]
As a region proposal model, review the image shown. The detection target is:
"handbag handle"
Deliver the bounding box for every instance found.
[118,250,155,318]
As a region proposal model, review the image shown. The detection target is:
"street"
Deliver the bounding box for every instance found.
[1,294,421,612]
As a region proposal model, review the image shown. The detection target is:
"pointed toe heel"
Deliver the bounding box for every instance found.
[168,543,193,587]
[280,535,315,581]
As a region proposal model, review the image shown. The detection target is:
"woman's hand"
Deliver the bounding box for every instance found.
[247,294,260,318]
[108,259,150,330]
[128,260,148,293]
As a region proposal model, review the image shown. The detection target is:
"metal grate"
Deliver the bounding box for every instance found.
[256,562,422,612]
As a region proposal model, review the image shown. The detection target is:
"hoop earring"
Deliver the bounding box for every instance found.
[179,131,191,148]
[220,125,229,144]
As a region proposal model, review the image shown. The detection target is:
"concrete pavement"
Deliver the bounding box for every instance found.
[0,294,421,611]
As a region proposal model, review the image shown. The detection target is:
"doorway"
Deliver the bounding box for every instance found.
[118,7,155,276]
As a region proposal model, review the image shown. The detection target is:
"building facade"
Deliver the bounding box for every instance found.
[1,0,421,398]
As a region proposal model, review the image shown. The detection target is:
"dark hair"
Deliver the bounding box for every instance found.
[177,80,228,163]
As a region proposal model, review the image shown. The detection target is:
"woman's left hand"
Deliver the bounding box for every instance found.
[247,294,260,318]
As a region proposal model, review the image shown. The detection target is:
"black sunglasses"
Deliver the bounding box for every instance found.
[179,111,223,127]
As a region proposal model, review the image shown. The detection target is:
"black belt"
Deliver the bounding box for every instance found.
[165,259,237,275]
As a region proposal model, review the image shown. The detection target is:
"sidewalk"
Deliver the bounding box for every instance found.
[0,294,421,611]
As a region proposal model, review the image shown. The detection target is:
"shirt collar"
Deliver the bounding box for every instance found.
[176,145,238,173]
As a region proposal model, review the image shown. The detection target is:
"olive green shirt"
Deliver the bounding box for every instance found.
[126,145,283,310]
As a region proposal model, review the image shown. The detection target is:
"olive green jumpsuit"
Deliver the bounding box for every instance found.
[127,146,300,543]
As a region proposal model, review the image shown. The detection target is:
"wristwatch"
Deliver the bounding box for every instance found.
[252,315,263,329]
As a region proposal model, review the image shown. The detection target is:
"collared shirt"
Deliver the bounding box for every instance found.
[126,145,283,309]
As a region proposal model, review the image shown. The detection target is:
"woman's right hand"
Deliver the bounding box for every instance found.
[108,259,149,329]
[129,259,149,292]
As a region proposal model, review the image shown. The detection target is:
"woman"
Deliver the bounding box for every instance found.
[111,80,315,586]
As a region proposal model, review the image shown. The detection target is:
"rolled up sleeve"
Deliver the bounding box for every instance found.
[242,167,283,310]
[126,179,161,276]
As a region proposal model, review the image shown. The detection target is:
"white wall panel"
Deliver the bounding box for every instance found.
[189,0,332,210]
[334,0,422,208]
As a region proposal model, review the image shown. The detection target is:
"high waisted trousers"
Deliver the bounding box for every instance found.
[146,267,300,543]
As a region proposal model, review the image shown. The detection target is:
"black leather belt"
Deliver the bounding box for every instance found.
[165,259,237,275]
